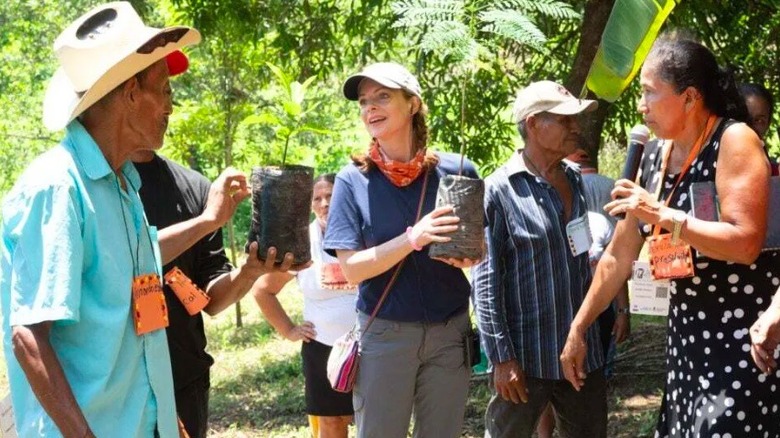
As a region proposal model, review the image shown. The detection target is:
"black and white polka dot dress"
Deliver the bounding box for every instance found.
[638,119,780,438]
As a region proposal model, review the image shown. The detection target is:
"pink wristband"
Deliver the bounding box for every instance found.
[406,226,423,251]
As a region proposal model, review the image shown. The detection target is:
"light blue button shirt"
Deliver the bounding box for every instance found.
[0,121,178,437]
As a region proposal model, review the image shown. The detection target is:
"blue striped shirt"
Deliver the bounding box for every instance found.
[472,151,604,380]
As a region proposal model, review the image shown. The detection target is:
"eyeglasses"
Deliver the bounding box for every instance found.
[137,28,188,55]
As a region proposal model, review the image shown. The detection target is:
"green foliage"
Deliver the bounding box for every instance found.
[479,9,547,52]
[505,0,582,19]
[393,0,579,65]
[242,64,334,167]
[391,0,580,172]
[2,0,780,208]
[158,0,397,181]
[0,0,104,194]
[421,21,481,62]
[597,140,628,180]
[392,0,465,27]
[419,56,520,173]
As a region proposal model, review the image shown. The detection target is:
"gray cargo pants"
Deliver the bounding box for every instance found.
[354,310,471,438]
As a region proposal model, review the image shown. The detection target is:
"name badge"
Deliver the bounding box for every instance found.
[629,260,670,316]
[647,234,694,280]
[320,263,353,290]
[164,266,211,315]
[1,393,16,438]
[132,273,169,336]
[566,215,593,257]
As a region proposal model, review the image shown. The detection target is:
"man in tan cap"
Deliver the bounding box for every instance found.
[1,2,199,436]
[472,80,608,437]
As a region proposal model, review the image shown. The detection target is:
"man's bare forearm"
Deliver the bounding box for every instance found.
[157,216,218,265]
[12,322,94,437]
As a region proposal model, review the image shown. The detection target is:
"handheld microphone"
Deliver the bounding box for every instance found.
[617,125,650,219]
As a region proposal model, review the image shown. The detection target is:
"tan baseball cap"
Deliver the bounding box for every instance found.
[513,80,597,124]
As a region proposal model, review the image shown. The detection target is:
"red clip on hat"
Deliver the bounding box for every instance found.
[166,50,189,76]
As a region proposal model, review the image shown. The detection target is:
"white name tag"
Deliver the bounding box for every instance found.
[565,214,592,257]
[1,393,17,438]
[629,260,670,316]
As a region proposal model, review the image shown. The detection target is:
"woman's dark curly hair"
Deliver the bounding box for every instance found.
[647,37,749,123]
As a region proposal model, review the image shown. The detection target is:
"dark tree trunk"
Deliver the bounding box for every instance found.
[565,0,617,170]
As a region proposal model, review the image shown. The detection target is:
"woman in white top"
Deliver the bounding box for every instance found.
[253,174,357,438]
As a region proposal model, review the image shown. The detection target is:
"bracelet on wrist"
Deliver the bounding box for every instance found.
[406,226,423,251]
[617,307,631,315]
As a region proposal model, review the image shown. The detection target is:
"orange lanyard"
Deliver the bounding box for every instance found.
[651,115,718,237]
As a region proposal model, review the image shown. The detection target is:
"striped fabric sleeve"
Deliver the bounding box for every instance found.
[472,184,515,365]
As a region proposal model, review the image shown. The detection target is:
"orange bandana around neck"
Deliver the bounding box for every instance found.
[368,139,425,187]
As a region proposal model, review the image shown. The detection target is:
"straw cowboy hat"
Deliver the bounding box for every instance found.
[43,1,201,131]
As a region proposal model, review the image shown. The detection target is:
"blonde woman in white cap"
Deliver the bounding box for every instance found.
[1,2,206,437]
[323,62,480,438]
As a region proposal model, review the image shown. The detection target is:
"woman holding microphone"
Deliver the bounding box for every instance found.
[560,37,780,437]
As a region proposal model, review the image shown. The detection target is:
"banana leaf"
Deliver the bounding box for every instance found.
[586,0,678,102]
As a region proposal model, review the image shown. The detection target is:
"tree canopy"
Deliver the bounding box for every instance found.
[1,0,779,200]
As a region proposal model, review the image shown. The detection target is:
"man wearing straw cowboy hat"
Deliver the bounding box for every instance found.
[0,2,200,436]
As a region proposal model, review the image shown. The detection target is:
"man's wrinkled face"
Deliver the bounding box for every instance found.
[531,112,582,156]
[132,60,173,150]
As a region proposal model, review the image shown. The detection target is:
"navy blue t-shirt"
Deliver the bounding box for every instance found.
[324,152,478,323]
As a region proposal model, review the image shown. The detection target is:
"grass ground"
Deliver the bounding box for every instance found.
[0,286,666,437]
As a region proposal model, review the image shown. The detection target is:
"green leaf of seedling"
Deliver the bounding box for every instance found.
[282,100,303,118]
[290,81,305,106]
[266,62,291,90]
[301,75,317,90]
[299,101,324,117]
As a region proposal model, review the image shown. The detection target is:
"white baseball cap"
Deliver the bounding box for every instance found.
[513,80,597,123]
[342,62,422,100]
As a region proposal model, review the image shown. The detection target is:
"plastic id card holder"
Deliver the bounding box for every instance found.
[321,263,353,290]
[565,214,592,257]
[647,234,694,280]
[164,267,211,315]
[132,273,169,335]
[1,393,17,438]
[629,260,670,316]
